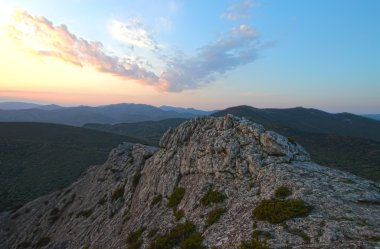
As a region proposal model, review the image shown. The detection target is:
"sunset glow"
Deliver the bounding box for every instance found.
[0,0,379,113]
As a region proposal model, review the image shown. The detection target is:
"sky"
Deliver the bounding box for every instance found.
[0,0,379,113]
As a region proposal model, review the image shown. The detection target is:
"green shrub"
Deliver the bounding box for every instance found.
[274,186,291,199]
[50,207,59,216]
[48,207,61,224]
[200,189,226,206]
[174,209,185,221]
[35,237,51,247]
[252,230,272,240]
[127,227,146,243]
[111,186,124,201]
[128,240,143,249]
[179,232,206,249]
[151,194,163,206]
[76,208,93,218]
[253,199,312,224]
[97,196,107,205]
[127,227,146,249]
[148,228,159,238]
[287,137,297,145]
[149,221,204,249]
[206,208,227,227]
[18,241,32,248]
[132,172,141,189]
[167,187,185,208]
[239,237,269,249]
[287,228,310,243]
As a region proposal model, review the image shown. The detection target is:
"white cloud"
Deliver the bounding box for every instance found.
[109,19,158,50]
[160,24,262,92]
[221,0,259,21]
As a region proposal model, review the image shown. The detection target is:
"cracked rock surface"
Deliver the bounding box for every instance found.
[0,115,379,249]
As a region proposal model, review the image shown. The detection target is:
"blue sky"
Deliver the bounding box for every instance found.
[0,0,379,113]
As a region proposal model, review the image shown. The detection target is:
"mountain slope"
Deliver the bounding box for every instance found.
[0,122,145,212]
[214,106,380,142]
[84,118,187,145]
[213,106,380,181]
[1,116,379,249]
[159,105,216,115]
[0,103,197,126]
[364,114,380,121]
[0,102,42,110]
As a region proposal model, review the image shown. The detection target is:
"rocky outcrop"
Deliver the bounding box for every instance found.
[0,115,379,249]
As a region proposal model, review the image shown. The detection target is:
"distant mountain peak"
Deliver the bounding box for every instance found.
[2,115,379,248]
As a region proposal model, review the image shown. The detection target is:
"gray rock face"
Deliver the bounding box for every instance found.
[1,115,379,249]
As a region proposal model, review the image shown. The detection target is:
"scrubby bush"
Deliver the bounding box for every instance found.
[149,221,205,249]
[287,137,297,145]
[200,189,226,206]
[253,199,312,224]
[167,187,185,208]
[111,186,125,201]
[127,227,146,249]
[148,228,159,238]
[239,237,269,249]
[174,209,185,221]
[18,241,32,248]
[35,237,51,247]
[179,232,206,249]
[274,186,291,199]
[132,172,141,189]
[127,227,146,243]
[206,208,226,227]
[76,209,93,218]
[97,196,107,205]
[151,194,162,206]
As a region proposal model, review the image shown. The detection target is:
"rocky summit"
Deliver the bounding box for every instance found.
[1,115,380,249]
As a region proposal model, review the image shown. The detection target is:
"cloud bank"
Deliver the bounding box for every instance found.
[7,10,160,86]
[7,10,265,92]
[160,25,261,91]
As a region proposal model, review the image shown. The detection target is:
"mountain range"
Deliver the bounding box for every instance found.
[1,115,379,249]
[0,103,200,126]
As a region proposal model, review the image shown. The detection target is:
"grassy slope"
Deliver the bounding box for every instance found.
[0,122,146,211]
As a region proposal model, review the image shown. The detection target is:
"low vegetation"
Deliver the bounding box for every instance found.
[35,237,51,248]
[253,199,312,224]
[18,241,32,248]
[174,209,185,221]
[200,189,226,206]
[286,228,311,243]
[148,228,159,238]
[167,187,185,208]
[127,227,146,249]
[132,172,141,189]
[151,194,162,206]
[274,186,291,199]
[76,208,94,218]
[239,235,269,249]
[111,186,125,201]
[206,208,227,227]
[148,221,205,249]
